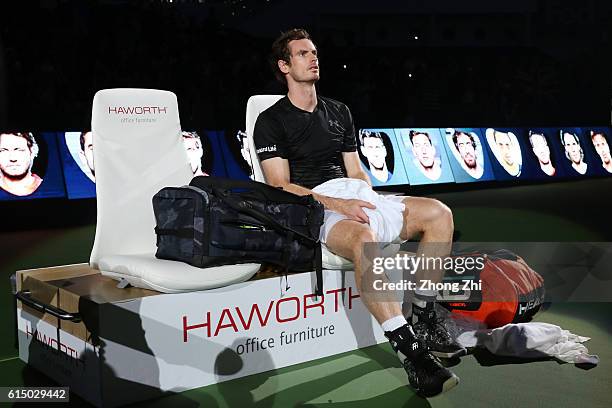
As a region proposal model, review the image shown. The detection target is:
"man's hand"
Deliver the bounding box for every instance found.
[260,157,376,223]
[330,197,376,224]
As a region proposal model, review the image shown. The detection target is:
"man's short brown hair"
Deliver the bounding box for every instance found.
[0,132,39,158]
[270,28,313,85]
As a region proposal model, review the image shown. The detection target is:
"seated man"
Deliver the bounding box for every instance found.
[254,29,463,398]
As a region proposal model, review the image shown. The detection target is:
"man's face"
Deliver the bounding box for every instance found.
[183,137,203,174]
[283,39,319,84]
[412,133,435,168]
[530,134,551,165]
[563,133,582,164]
[456,133,477,168]
[592,134,611,164]
[361,136,387,169]
[495,132,514,166]
[80,131,95,175]
[0,133,33,180]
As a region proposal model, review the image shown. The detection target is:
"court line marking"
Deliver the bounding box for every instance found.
[0,357,19,363]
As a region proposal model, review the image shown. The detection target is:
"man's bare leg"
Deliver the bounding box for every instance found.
[325,219,402,324]
[325,216,459,396]
[399,196,454,284]
[398,196,466,359]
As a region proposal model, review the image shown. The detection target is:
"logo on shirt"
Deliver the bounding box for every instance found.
[256,145,277,154]
[328,120,341,128]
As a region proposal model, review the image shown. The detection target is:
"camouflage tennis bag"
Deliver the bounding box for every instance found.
[152,176,325,294]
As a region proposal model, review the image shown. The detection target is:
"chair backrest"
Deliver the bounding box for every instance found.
[89,88,192,268]
[245,95,283,182]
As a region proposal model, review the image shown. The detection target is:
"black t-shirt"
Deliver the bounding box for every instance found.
[254,95,357,189]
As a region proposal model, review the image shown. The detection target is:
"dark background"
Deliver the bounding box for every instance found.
[0,0,610,132]
[0,0,610,233]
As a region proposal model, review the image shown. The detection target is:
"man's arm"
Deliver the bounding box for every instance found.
[261,157,375,224]
[342,151,371,186]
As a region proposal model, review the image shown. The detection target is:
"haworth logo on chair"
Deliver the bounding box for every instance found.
[107,106,168,115]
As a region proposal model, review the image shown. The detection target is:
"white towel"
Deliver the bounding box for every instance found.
[456,322,599,365]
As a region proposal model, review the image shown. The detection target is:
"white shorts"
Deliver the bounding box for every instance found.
[312,178,407,244]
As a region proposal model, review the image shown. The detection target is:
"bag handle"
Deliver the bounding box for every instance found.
[190,176,313,205]
[16,290,82,322]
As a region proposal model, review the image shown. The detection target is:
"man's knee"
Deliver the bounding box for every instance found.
[349,227,378,257]
[424,199,453,229]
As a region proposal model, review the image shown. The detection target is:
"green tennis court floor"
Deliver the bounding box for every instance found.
[1,302,610,407]
[2,180,611,407]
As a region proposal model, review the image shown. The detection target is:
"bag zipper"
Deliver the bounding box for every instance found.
[222,221,268,231]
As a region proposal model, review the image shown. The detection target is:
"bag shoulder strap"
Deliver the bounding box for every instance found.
[190,176,310,204]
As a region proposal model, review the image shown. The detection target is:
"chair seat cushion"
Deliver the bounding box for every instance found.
[322,245,353,270]
[321,241,404,270]
[99,254,260,293]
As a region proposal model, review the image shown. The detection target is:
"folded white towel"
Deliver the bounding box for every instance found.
[456,321,599,365]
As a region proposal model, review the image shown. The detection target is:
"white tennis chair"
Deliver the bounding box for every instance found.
[90,88,259,293]
[245,95,402,270]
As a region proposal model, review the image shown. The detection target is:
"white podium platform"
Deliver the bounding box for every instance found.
[16,264,386,407]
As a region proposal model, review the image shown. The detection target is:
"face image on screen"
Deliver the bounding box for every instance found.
[397,128,454,185]
[215,129,254,181]
[485,128,523,177]
[358,129,393,183]
[65,131,95,182]
[224,129,255,180]
[61,131,96,199]
[559,130,588,175]
[0,132,65,200]
[182,131,210,177]
[588,129,612,174]
[0,132,45,196]
[527,130,557,177]
[408,130,441,180]
[443,128,492,181]
[237,130,254,179]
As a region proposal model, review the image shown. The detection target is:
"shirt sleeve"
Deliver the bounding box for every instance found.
[341,104,357,152]
[254,111,287,161]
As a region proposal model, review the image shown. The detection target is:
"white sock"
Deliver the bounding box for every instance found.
[381,315,409,333]
[412,297,428,308]
[414,288,437,298]
[413,288,437,308]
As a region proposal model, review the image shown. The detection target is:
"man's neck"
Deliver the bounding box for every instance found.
[466,165,479,176]
[540,162,555,175]
[541,162,554,171]
[0,173,38,195]
[505,162,519,173]
[370,165,389,182]
[287,82,317,112]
